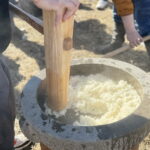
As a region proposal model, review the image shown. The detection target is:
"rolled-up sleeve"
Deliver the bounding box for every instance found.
[113,0,134,16]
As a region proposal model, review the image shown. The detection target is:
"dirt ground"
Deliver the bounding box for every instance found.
[4,0,150,149]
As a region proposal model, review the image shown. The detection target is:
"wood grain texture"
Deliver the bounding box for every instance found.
[43,10,74,111]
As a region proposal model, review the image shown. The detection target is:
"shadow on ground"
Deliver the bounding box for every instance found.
[11,25,45,70]
[114,49,150,72]
[74,19,111,52]
[11,17,112,64]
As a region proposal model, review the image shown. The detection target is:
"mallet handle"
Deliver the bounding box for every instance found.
[9,2,43,34]
[43,10,74,111]
[102,35,150,58]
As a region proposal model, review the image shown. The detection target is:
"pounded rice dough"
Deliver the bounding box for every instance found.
[45,74,141,126]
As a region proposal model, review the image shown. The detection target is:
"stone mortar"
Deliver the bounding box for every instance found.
[20,58,150,150]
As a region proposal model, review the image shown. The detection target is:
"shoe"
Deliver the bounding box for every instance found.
[96,0,108,10]
[14,133,32,150]
[95,22,126,54]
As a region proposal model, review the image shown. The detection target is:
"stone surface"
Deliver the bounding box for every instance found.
[20,58,150,150]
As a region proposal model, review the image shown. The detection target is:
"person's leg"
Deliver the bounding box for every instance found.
[0,58,32,150]
[95,7,125,54]
[96,0,108,10]
[0,58,15,150]
[0,1,15,148]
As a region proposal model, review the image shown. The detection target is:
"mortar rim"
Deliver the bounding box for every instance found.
[20,58,150,144]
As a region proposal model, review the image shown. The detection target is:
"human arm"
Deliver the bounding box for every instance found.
[33,0,80,24]
[113,0,143,47]
[121,14,143,47]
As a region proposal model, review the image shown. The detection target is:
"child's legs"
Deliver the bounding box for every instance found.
[112,7,125,41]
[113,7,123,24]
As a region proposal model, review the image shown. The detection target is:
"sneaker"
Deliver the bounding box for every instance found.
[96,0,108,10]
[14,133,32,150]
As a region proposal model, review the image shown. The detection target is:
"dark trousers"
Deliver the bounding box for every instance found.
[0,0,11,53]
[0,57,15,150]
[0,0,15,149]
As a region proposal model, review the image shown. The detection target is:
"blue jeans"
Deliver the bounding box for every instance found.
[113,0,150,36]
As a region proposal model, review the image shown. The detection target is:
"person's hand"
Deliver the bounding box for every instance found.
[121,14,143,48]
[33,0,80,24]
[126,29,143,48]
